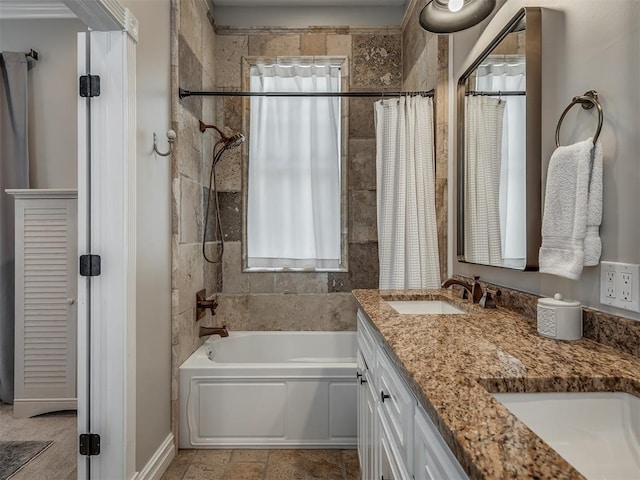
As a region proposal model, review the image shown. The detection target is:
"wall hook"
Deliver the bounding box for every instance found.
[153,129,176,157]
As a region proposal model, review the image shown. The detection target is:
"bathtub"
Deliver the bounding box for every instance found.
[179,331,358,448]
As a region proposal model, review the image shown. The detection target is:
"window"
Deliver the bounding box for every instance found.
[245,58,347,271]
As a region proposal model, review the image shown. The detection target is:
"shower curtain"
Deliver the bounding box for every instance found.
[476,57,526,266]
[375,96,440,290]
[0,52,30,404]
[464,95,504,267]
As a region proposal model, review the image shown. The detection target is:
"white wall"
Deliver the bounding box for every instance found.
[0,18,86,189]
[122,0,173,472]
[451,0,640,321]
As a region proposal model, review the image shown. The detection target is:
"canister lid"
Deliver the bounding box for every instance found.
[538,293,581,307]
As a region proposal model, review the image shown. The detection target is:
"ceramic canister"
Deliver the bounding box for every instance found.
[537,293,583,341]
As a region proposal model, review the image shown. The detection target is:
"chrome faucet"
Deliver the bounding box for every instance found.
[442,275,483,304]
[199,325,229,338]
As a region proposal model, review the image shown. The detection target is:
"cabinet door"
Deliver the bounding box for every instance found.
[379,431,394,480]
[378,404,411,480]
[377,349,414,469]
[359,363,377,480]
[414,405,468,480]
[357,351,367,470]
[13,193,77,418]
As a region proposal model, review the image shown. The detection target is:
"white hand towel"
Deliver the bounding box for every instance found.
[584,140,603,266]
[539,138,594,279]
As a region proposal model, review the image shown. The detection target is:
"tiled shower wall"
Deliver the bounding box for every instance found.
[170,0,219,443]
[402,2,449,281]
[208,26,404,331]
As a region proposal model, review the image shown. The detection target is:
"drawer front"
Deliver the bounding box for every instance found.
[377,349,414,468]
[414,404,468,480]
[357,309,377,370]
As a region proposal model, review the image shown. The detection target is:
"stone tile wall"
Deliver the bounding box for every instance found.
[402,3,449,282]
[211,26,403,332]
[170,0,219,445]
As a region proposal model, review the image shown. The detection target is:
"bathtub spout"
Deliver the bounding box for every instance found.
[199,325,229,338]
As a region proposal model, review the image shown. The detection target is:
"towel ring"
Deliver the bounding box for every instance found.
[555,90,603,148]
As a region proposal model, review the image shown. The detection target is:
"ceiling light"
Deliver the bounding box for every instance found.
[448,0,464,13]
[419,0,497,34]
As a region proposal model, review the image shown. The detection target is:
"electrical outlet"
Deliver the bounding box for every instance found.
[605,269,616,298]
[600,261,640,312]
[621,273,632,301]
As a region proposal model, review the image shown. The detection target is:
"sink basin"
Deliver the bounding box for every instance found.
[386,300,465,315]
[493,392,640,479]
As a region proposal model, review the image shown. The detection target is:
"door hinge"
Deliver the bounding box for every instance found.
[79,433,101,456]
[79,254,101,277]
[79,74,101,97]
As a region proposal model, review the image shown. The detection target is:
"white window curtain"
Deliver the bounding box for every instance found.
[464,95,505,267]
[375,96,441,290]
[476,57,526,267]
[247,62,342,269]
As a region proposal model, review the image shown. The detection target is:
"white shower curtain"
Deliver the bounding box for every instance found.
[375,96,440,290]
[0,52,30,404]
[476,57,526,266]
[464,95,504,266]
[247,62,342,269]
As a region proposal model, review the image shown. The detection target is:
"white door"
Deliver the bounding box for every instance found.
[76,15,138,480]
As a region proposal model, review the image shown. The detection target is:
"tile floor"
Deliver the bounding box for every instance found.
[161,448,360,480]
[0,404,76,480]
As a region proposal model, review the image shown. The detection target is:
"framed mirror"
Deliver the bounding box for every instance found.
[456,7,541,270]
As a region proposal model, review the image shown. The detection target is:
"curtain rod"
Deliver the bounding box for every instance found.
[179,87,434,99]
[466,90,525,96]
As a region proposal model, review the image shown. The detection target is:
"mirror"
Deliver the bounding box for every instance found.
[456,7,541,270]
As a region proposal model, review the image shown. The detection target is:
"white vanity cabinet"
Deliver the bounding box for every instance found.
[357,308,469,480]
[7,189,78,418]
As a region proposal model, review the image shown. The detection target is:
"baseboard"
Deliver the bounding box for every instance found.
[13,398,77,419]
[130,433,175,480]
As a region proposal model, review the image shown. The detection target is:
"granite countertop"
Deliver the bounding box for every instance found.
[353,288,640,480]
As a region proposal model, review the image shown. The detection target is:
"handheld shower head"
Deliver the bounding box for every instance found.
[224,133,245,149]
[203,130,245,265]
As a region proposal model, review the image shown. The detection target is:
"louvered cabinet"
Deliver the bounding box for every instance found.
[7,189,77,418]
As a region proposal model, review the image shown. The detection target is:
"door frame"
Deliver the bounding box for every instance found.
[69,1,138,479]
[0,1,138,478]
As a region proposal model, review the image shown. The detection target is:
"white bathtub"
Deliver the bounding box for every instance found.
[179,331,358,448]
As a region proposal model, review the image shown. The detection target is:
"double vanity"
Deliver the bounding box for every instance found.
[354,288,640,479]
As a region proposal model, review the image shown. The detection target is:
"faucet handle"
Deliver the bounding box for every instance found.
[479,288,501,309]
